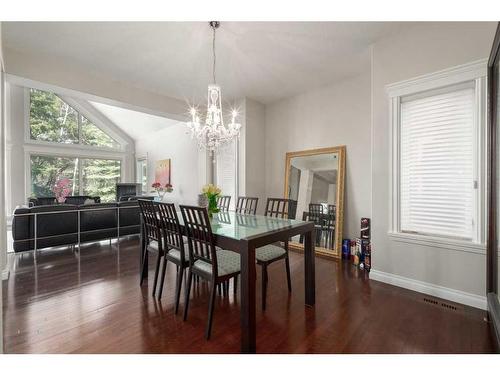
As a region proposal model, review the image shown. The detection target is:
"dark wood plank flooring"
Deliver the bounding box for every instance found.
[2,238,495,353]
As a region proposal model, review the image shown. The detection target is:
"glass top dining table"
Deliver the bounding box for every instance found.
[139,208,316,353]
[177,211,310,241]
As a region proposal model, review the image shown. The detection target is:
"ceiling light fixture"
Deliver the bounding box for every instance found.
[186,21,241,154]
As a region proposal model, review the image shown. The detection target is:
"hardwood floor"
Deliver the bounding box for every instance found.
[2,237,495,353]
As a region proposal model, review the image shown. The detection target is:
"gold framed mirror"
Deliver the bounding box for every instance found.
[284,146,346,258]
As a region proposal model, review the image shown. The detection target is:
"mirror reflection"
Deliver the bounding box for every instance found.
[285,149,344,255]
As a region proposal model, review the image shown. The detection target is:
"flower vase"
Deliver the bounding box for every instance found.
[207,195,219,218]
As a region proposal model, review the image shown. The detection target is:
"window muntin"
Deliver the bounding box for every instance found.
[399,84,476,241]
[29,88,119,149]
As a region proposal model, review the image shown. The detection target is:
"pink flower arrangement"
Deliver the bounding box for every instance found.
[52,177,72,203]
[151,182,173,198]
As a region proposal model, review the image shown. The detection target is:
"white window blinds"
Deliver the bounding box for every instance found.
[400,84,475,240]
[216,140,237,209]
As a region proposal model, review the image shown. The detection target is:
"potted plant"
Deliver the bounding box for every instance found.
[202,183,221,218]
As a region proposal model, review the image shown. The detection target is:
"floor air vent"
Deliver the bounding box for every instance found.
[423,297,460,311]
[423,297,438,305]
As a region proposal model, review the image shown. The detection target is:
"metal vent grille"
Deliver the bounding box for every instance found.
[423,297,460,311]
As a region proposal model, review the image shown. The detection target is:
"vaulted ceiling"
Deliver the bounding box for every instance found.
[2,22,410,104]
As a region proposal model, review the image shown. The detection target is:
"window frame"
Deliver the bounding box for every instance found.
[136,156,148,194]
[387,60,488,252]
[24,88,122,152]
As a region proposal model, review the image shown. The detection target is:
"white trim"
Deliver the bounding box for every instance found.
[388,60,487,248]
[386,59,488,98]
[64,96,134,148]
[1,268,9,281]
[370,269,487,310]
[23,141,128,158]
[5,73,185,122]
[388,231,486,255]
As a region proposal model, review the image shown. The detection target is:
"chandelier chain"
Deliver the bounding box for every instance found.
[212,23,216,84]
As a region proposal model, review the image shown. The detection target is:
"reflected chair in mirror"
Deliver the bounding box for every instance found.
[235,196,259,215]
[138,200,163,297]
[255,198,293,310]
[156,202,190,313]
[309,203,325,246]
[180,205,241,340]
[325,204,336,248]
[216,195,231,212]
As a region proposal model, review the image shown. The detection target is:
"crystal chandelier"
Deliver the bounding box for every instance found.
[186,21,241,153]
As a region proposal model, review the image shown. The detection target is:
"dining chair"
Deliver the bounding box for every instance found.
[138,199,163,297]
[255,198,293,310]
[235,196,259,214]
[156,202,190,313]
[216,195,231,212]
[180,205,241,340]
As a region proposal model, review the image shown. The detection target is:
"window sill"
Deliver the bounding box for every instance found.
[387,231,486,255]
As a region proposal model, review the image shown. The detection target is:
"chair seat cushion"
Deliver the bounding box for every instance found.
[256,244,286,262]
[148,240,159,252]
[167,248,182,261]
[166,243,189,262]
[193,250,240,277]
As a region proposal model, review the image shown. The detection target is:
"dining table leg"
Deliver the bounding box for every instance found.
[304,228,316,306]
[240,239,256,353]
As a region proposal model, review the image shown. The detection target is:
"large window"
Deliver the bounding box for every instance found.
[29,88,119,149]
[30,154,121,202]
[400,84,476,240]
[389,63,486,245]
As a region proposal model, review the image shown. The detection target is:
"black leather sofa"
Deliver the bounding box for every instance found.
[28,195,101,207]
[11,201,141,253]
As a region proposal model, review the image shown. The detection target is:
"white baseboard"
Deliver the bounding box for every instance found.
[1,268,9,281]
[370,269,487,310]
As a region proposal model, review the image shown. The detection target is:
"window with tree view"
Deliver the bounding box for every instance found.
[31,155,121,202]
[29,88,119,149]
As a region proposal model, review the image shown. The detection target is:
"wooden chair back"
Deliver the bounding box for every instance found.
[217,195,231,212]
[327,204,336,228]
[309,203,324,226]
[265,198,292,218]
[180,205,218,274]
[138,199,161,244]
[235,196,259,215]
[157,202,185,261]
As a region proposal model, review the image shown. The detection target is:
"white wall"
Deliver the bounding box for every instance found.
[135,123,203,206]
[265,73,371,238]
[371,22,497,308]
[241,98,267,214]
